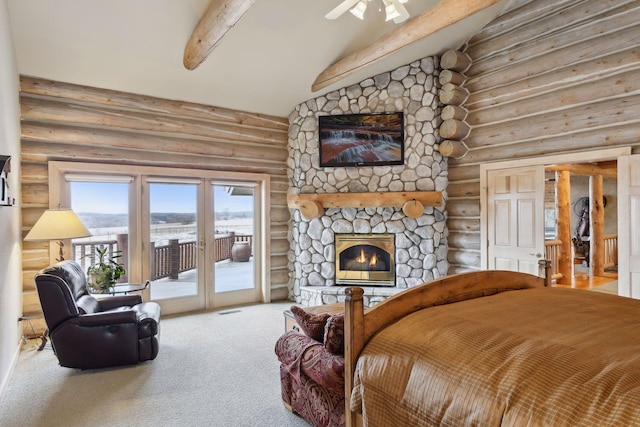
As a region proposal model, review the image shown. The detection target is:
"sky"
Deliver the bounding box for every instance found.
[70,182,254,214]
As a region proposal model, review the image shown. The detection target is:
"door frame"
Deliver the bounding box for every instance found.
[48,161,272,310]
[480,147,631,270]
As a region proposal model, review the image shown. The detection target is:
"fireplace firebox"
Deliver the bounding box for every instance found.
[335,233,395,286]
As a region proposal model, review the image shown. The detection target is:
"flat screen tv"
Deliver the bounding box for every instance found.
[318,112,404,167]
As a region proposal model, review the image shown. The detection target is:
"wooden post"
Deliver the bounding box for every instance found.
[557,171,573,284]
[590,175,605,275]
[169,239,180,279]
[150,241,156,281]
[539,259,552,286]
[344,287,364,427]
[116,233,129,283]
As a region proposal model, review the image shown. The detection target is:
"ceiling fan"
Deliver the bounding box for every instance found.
[325,0,411,24]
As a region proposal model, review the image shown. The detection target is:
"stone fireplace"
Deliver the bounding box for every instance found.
[335,233,395,287]
[287,56,449,307]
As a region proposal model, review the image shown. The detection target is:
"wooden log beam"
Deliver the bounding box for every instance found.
[440,49,472,72]
[439,140,469,158]
[546,163,617,179]
[439,70,467,86]
[441,105,468,121]
[439,83,470,105]
[556,170,572,285]
[311,0,503,92]
[440,120,471,140]
[287,191,443,211]
[183,0,257,71]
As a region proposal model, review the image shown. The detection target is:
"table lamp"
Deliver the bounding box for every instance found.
[24,208,92,261]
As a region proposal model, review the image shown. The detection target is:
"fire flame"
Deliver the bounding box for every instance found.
[370,253,378,266]
[357,248,366,263]
[356,248,379,266]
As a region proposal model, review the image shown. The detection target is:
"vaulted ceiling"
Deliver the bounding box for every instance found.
[7,0,509,116]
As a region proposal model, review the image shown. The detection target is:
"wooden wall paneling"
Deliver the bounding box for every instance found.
[467,0,580,47]
[21,122,288,163]
[448,232,481,250]
[19,77,291,322]
[468,0,637,61]
[466,47,640,110]
[455,125,640,165]
[466,17,640,90]
[444,0,640,273]
[19,76,288,131]
[468,96,640,149]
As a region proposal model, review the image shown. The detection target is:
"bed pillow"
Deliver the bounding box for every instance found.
[290,305,331,342]
[323,312,345,355]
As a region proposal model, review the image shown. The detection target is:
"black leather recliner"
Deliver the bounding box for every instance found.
[34,260,160,369]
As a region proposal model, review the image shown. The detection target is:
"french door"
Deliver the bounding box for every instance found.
[143,178,262,315]
[51,162,269,316]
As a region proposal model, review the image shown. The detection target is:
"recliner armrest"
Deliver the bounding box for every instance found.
[75,310,138,326]
[98,294,143,311]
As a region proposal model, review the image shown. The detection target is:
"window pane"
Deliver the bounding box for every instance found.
[214,185,254,292]
[149,183,198,300]
[69,181,130,284]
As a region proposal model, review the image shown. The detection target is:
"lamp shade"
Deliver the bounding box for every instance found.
[25,209,91,241]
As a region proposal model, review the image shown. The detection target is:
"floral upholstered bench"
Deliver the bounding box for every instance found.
[275,305,345,427]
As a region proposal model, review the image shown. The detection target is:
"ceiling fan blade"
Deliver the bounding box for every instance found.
[325,0,361,20]
[389,0,410,23]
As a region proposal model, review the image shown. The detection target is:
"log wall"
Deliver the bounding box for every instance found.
[20,77,291,323]
[447,0,640,273]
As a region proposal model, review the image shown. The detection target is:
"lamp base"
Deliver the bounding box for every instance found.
[56,240,65,262]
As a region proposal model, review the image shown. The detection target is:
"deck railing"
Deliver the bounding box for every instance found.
[544,240,563,280]
[545,234,618,281]
[604,234,618,269]
[72,232,253,281]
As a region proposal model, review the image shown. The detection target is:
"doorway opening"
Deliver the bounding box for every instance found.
[480,147,630,295]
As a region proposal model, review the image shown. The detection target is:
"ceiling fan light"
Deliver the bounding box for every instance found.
[399,0,408,3]
[350,1,368,20]
[385,4,400,21]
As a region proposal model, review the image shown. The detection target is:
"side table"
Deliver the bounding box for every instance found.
[283,302,344,334]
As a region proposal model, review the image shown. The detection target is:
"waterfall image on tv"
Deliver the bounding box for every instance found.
[318,112,404,167]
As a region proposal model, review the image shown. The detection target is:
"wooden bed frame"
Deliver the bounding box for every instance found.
[342,261,551,427]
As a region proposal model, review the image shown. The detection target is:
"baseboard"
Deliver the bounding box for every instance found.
[0,341,21,404]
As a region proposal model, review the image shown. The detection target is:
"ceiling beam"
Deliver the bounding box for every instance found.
[183,0,256,71]
[311,0,503,92]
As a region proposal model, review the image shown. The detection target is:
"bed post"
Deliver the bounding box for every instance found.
[344,287,364,427]
[539,259,552,287]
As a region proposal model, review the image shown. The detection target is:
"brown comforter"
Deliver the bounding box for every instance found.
[351,287,640,426]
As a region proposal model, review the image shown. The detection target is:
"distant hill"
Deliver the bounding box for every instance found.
[78,211,252,228]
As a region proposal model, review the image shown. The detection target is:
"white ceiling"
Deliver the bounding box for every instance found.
[7,0,509,117]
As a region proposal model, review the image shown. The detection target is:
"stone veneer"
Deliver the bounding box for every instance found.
[287,56,448,307]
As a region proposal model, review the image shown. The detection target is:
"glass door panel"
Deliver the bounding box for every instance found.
[212,184,258,304]
[69,181,130,283]
[148,183,200,304]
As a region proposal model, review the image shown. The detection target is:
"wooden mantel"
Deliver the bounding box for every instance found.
[287,191,443,220]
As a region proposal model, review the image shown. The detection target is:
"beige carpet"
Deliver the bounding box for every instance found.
[0,301,309,427]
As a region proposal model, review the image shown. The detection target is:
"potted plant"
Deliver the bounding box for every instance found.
[86,247,126,293]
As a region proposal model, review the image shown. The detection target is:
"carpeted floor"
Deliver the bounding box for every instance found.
[0,301,309,427]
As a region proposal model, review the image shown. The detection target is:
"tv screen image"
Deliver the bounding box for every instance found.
[318,112,404,167]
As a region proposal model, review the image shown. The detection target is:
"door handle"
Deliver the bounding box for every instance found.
[528,252,543,258]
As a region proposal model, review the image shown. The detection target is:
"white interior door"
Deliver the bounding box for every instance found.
[487,166,545,276]
[617,154,640,298]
